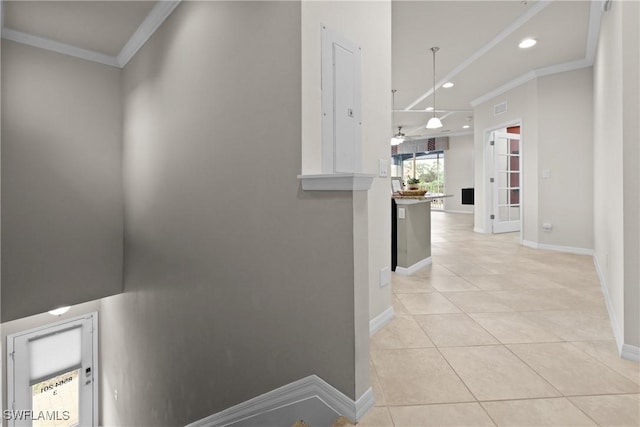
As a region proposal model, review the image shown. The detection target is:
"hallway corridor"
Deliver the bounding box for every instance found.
[365,213,640,426]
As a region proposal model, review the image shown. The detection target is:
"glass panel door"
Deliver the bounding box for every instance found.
[32,369,80,427]
[492,131,521,233]
[7,314,97,427]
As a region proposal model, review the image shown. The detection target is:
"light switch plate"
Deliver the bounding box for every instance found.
[378,159,389,177]
[398,207,406,219]
[542,168,551,179]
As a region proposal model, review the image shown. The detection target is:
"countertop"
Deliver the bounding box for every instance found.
[393,194,453,204]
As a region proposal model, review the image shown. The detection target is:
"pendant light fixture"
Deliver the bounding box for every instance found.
[391,89,405,145]
[426,47,443,129]
[391,126,405,146]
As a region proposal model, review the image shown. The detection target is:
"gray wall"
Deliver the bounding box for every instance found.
[1,40,123,322]
[594,0,640,349]
[537,68,594,250]
[100,2,359,426]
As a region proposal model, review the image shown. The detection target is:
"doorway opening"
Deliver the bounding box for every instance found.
[487,125,522,234]
[6,313,98,427]
[392,150,446,210]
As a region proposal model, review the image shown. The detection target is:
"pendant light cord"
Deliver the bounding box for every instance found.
[431,47,439,119]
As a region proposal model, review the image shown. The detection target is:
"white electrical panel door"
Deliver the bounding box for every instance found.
[321,25,362,174]
[333,44,356,173]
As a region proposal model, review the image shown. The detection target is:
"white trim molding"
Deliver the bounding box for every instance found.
[395,257,432,276]
[470,59,591,107]
[116,0,182,67]
[444,210,474,215]
[621,344,640,363]
[470,0,602,108]
[369,306,394,336]
[404,0,552,110]
[1,28,120,67]
[594,255,624,350]
[297,174,375,191]
[185,375,374,427]
[594,256,640,362]
[0,0,182,69]
[522,240,594,256]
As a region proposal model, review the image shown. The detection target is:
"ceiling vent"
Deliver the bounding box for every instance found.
[494,101,508,116]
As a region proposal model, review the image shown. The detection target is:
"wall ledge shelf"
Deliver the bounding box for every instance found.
[297,173,375,191]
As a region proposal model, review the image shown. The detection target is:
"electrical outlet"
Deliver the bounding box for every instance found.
[114,389,118,401]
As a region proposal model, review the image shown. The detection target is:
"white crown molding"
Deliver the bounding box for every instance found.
[470,0,602,108]
[1,28,120,67]
[585,0,604,64]
[185,375,374,426]
[116,0,181,67]
[404,0,553,111]
[297,173,376,191]
[470,71,536,107]
[0,0,181,69]
[369,306,394,336]
[470,58,591,107]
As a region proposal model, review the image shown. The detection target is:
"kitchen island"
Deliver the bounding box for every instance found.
[391,194,451,275]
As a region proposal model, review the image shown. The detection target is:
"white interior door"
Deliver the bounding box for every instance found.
[491,131,522,233]
[6,314,98,427]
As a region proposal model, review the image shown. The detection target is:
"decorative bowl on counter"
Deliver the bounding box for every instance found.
[398,190,427,196]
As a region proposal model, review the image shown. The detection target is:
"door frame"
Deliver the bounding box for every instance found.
[483,119,524,241]
[6,312,99,427]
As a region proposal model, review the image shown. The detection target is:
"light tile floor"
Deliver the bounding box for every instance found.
[365,212,639,427]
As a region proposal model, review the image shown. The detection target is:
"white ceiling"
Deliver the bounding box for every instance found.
[392,0,600,138]
[0,0,601,135]
[0,0,180,67]
[3,1,155,56]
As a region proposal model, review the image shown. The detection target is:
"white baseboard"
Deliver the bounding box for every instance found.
[395,257,432,276]
[369,306,394,336]
[186,375,374,427]
[621,344,640,362]
[594,256,640,363]
[522,240,594,256]
[473,227,487,234]
[444,210,473,215]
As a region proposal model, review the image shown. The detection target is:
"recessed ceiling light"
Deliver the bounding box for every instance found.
[48,306,71,316]
[442,82,454,88]
[519,38,537,49]
[463,125,470,129]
